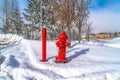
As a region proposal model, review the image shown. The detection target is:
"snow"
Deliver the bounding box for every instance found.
[0,34,23,43]
[104,37,120,48]
[0,37,120,80]
[0,34,23,50]
[81,37,120,48]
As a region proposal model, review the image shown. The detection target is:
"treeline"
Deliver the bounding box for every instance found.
[0,0,92,42]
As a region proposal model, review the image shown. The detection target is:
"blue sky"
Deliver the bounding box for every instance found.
[18,0,27,14]
[89,0,120,33]
[90,0,120,11]
[0,0,120,33]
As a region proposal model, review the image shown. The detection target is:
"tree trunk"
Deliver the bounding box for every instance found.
[50,33,53,41]
[60,25,64,33]
[78,27,81,43]
[78,20,82,43]
[87,34,89,41]
[67,26,71,42]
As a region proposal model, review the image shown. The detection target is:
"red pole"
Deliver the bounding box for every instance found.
[41,27,47,62]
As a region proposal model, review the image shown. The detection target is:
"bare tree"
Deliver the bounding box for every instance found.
[51,0,78,42]
[76,0,91,43]
[2,0,10,33]
[0,0,19,33]
[51,0,91,42]
[86,23,93,41]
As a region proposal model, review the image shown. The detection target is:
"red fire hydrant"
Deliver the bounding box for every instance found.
[55,31,70,62]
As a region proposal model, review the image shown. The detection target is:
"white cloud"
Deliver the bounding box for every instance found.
[89,4,120,33]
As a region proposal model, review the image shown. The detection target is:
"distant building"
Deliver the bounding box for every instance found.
[85,32,120,40]
[96,33,111,39]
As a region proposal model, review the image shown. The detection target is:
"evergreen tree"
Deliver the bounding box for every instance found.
[10,8,24,35]
[23,0,57,40]
[23,0,41,39]
[114,32,118,37]
[42,0,58,40]
[42,0,51,26]
[23,0,41,27]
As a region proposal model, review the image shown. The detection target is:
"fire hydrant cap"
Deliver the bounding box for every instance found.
[58,32,68,39]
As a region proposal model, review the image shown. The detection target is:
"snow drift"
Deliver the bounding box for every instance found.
[0,34,23,44]
[0,34,23,50]
[82,37,120,48]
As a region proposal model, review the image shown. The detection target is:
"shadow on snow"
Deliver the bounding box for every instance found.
[68,48,89,62]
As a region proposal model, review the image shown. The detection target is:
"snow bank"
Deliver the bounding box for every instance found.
[104,37,120,48]
[82,37,120,48]
[81,40,106,46]
[0,34,23,45]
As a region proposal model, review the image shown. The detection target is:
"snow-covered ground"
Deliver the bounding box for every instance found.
[0,34,23,43]
[0,37,120,80]
[82,38,120,48]
[0,34,23,50]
